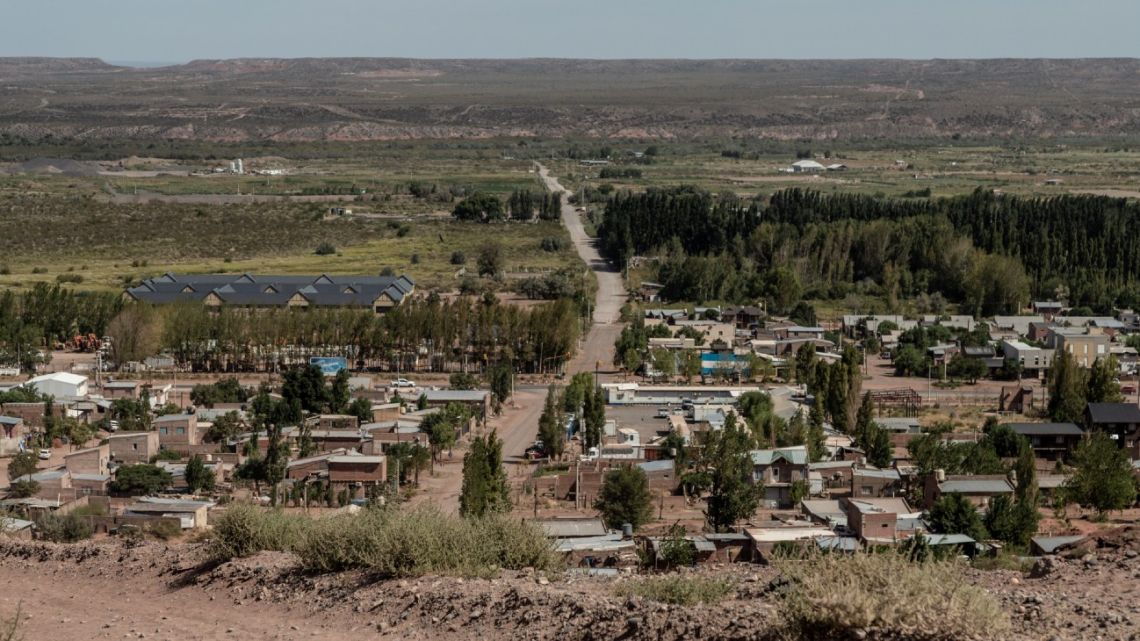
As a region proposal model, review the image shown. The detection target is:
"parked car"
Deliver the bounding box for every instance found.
[37,448,52,460]
[656,407,671,418]
[579,446,599,462]
[390,378,416,388]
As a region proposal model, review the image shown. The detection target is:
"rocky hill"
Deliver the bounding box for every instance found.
[1,58,1140,143]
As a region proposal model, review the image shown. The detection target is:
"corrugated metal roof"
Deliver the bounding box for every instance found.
[1007,422,1083,436]
[532,518,607,539]
[638,460,674,473]
[939,479,1014,494]
[1031,535,1086,554]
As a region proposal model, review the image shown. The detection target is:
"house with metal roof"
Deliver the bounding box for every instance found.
[1007,422,1084,461]
[751,446,810,508]
[125,273,414,313]
[1085,402,1140,457]
[924,473,1014,509]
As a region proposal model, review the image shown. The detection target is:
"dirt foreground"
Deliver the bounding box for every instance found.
[1,529,1139,641]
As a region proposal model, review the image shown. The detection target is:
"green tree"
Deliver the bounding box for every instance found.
[1047,350,1087,423]
[927,493,987,542]
[826,362,850,433]
[184,455,216,494]
[1066,432,1137,515]
[420,405,462,469]
[650,348,676,380]
[984,495,1039,547]
[704,414,761,532]
[111,464,173,496]
[449,372,479,390]
[582,384,606,449]
[459,430,510,518]
[281,364,329,415]
[329,370,351,413]
[7,451,38,481]
[477,242,505,278]
[452,192,506,223]
[347,396,373,424]
[263,423,288,506]
[488,361,513,412]
[1086,356,1123,404]
[795,343,817,389]
[593,466,654,531]
[659,522,695,567]
[537,385,566,460]
[853,392,874,444]
[680,350,702,383]
[806,404,827,463]
[863,423,892,469]
[205,411,244,444]
[8,479,39,498]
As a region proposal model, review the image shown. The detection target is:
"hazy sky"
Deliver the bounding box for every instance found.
[2,0,1137,62]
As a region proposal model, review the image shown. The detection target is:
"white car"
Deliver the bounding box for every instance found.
[37,448,52,460]
[390,378,416,388]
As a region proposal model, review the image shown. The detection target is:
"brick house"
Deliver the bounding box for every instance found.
[851,467,903,498]
[107,431,160,464]
[64,444,111,476]
[155,413,200,447]
[0,416,25,456]
[843,497,913,543]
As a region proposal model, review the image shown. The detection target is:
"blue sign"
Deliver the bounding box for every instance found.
[310,357,348,375]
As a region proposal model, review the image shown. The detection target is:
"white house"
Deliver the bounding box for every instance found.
[26,372,89,399]
[791,160,826,173]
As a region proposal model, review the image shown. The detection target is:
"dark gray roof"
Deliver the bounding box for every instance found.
[1087,403,1140,425]
[127,273,414,309]
[1007,422,1084,437]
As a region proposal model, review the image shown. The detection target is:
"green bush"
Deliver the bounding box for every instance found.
[614,575,735,606]
[775,552,1009,640]
[36,513,93,543]
[314,242,337,255]
[209,503,561,578]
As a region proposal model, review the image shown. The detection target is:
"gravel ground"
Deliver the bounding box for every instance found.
[1,527,1138,641]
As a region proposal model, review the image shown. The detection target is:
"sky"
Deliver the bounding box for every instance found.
[2,0,1138,62]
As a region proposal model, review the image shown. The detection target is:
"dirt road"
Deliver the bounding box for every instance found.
[536,164,625,377]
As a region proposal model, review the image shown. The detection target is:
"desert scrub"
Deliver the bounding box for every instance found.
[209,503,561,578]
[775,552,1009,641]
[614,575,736,606]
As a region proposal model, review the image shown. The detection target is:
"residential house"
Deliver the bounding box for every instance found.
[0,415,25,455]
[991,316,1045,338]
[125,273,415,314]
[790,159,825,173]
[1032,301,1064,318]
[1054,332,1110,368]
[124,497,214,529]
[1001,340,1053,375]
[327,454,387,497]
[843,497,913,543]
[106,431,161,464]
[1007,423,1084,461]
[750,446,810,508]
[155,413,200,447]
[102,380,143,400]
[722,306,765,330]
[1085,402,1140,457]
[315,414,360,430]
[64,444,111,476]
[419,389,492,424]
[924,474,1014,509]
[851,467,903,498]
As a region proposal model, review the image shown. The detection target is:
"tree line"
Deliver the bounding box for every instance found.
[0,285,122,371]
[107,296,579,374]
[454,190,562,223]
[597,186,1140,312]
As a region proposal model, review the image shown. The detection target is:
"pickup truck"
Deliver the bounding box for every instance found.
[390,378,416,388]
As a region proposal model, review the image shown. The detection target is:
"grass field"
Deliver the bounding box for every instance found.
[0,153,576,293]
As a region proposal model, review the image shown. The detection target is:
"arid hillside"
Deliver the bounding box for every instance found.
[2,58,1140,142]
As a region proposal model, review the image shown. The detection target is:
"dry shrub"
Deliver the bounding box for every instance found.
[209,502,561,578]
[776,552,1009,641]
[614,574,736,606]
